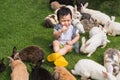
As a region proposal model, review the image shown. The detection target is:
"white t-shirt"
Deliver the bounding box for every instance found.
[59,25,73,45]
[54,24,78,45]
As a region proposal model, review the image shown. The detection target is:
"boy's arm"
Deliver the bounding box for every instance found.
[53,26,67,39]
[53,29,63,39]
[71,33,80,45]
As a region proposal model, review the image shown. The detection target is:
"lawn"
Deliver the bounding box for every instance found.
[0,0,120,80]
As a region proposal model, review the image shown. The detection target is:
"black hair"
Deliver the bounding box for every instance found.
[57,6,72,21]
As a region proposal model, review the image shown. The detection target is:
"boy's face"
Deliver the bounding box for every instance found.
[59,13,72,28]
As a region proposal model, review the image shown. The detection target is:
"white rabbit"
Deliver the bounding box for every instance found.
[80,31,110,57]
[81,2,111,26]
[89,25,106,38]
[104,16,120,36]
[73,5,82,20]
[72,19,85,33]
[71,59,116,80]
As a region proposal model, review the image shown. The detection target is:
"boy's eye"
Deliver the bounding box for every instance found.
[61,20,66,22]
[67,20,71,22]
[61,20,70,22]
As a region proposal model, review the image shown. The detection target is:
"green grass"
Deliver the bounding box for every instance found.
[0,0,120,80]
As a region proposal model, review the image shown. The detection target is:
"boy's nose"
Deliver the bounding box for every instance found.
[64,22,69,26]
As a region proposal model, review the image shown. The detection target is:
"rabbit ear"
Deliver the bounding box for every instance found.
[102,71,108,78]
[81,3,84,8]
[11,46,20,59]
[84,2,88,8]
[111,16,116,22]
[13,46,18,55]
[98,25,104,31]
[74,5,77,12]
[98,25,103,28]
[7,56,14,63]
[52,71,60,80]
[107,65,114,74]
[14,52,21,60]
[80,37,86,52]
[81,37,86,44]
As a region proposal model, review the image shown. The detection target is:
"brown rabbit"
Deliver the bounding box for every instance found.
[53,66,76,80]
[11,45,44,64]
[8,55,29,80]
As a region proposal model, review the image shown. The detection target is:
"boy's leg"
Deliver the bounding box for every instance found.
[47,40,61,62]
[59,45,72,55]
[53,40,60,52]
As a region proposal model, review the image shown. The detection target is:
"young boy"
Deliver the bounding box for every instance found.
[47,6,80,66]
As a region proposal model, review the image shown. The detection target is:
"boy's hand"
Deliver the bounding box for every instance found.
[66,41,73,46]
[62,26,67,32]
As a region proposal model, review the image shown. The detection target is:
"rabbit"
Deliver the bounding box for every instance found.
[8,54,29,80]
[53,66,76,80]
[50,1,65,11]
[104,16,120,36]
[72,18,85,33]
[89,25,106,38]
[73,5,82,20]
[71,59,116,80]
[104,48,120,76]
[80,31,110,57]
[11,45,44,64]
[44,14,59,28]
[31,60,53,80]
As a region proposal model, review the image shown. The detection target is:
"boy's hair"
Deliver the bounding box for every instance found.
[57,6,72,21]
